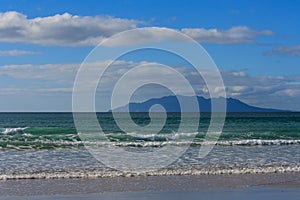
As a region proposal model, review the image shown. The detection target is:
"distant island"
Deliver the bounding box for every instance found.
[111,96,289,112]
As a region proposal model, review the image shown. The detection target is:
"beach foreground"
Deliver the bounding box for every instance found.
[0,172,299,199]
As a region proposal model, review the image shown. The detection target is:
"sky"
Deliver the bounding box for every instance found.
[0,0,300,111]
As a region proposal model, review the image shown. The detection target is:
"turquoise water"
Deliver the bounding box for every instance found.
[1,112,300,149]
[0,112,299,179]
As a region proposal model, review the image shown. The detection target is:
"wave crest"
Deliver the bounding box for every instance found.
[0,127,28,135]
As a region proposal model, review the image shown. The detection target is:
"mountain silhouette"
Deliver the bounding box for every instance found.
[111,96,288,112]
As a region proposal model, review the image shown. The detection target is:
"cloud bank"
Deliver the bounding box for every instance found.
[0,11,139,46]
[1,61,299,111]
[181,26,272,44]
[0,11,272,46]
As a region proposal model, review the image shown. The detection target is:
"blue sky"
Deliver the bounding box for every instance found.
[0,0,300,111]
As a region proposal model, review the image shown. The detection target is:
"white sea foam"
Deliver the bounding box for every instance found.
[216,139,300,146]
[0,127,27,135]
[0,138,299,150]
[125,132,198,140]
[0,165,299,180]
[47,139,300,146]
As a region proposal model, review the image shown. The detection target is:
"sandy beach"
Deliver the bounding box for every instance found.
[0,172,299,199]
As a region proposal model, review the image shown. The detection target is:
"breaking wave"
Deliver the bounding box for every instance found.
[0,165,299,180]
[0,127,28,135]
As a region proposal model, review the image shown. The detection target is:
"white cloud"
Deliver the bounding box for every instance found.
[0,60,143,82]
[181,26,273,44]
[274,89,300,97]
[1,60,299,111]
[0,11,139,46]
[265,45,300,56]
[0,49,38,56]
[220,72,300,110]
[101,27,184,46]
[0,63,78,80]
[0,12,273,46]
[102,26,273,47]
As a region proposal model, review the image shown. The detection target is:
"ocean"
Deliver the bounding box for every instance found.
[0,112,299,180]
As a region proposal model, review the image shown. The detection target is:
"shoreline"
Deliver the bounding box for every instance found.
[1,165,300,181]
[0,172,299,197]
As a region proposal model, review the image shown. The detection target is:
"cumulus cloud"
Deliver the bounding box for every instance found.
[99,27,182,46]
[0,11,139,46]
[1,60,300,110]
[181,26,273,44]
[101,26,273,47]
[221,72,300,110]
[147,67,300,111]
[0,60,143,81]
[265,45,300,56]
[0,11,273,46]
[0,63,79,80]
[0,49,37,56]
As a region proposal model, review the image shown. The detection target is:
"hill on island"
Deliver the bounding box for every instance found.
[111,96,288,112]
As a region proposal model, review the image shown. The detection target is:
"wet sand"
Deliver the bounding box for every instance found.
[0,172,299,199]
